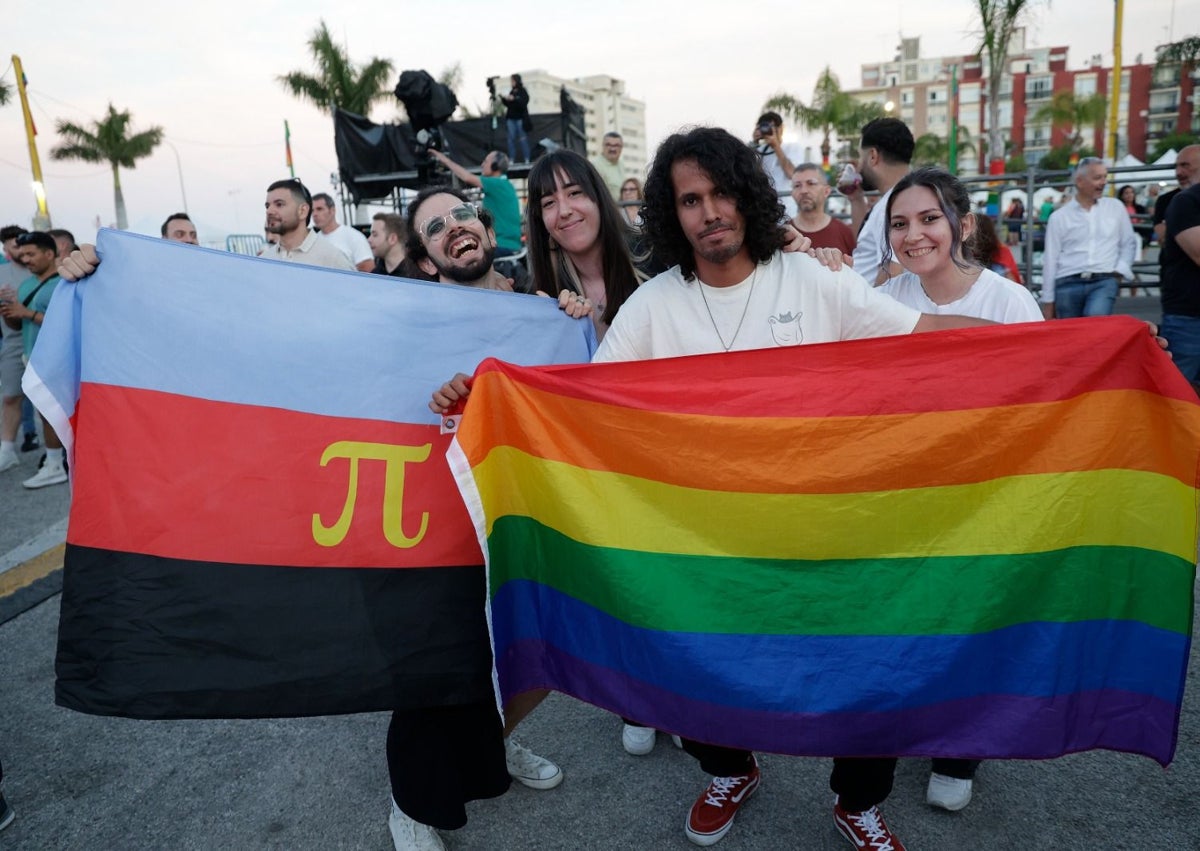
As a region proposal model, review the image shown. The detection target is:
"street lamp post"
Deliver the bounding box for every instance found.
[163,139,188,213]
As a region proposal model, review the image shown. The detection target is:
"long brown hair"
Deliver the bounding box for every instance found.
[526,150,641,325]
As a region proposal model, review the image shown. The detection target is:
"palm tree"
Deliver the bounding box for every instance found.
[974,0,1040,172]
[1156,35,1200,67]
[765,67,883,167]
[912,127,978,169]
[278,19,394,117]
[51,103,163,230]
[1032,91,1107,153]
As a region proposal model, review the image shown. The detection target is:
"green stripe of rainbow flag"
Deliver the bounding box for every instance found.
[450,317,1200,765]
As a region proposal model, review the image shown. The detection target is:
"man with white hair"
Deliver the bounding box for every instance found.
[1039,157,1138,319]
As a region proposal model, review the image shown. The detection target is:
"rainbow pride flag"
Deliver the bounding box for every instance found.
[450,317,1200,766]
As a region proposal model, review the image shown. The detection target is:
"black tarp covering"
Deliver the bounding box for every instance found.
[333,100,587,203]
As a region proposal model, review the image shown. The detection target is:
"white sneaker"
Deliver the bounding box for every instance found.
[926,772,973,811]
[504,738,563,790]
[388,799,445,851]
[622,723,657,755]
[672,735,683,749]
[0,449,18,473]
[22,459,67,489]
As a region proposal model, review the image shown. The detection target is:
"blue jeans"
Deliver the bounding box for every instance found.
[1161,314,1200,386]
[1054,276,1118,318]
[506,119,530,162]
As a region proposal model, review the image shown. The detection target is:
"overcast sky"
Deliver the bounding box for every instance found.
[1,0,1193,243]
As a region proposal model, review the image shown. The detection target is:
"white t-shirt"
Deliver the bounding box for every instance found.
[851,187,894,285]
[879,268,1044,324]
[594,251,921,363]
[319,224,373,267]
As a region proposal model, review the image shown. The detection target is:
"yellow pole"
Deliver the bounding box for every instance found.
[12,55,51,229]
[1106,0,1124,169]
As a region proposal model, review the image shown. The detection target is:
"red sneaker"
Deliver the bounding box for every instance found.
[685,757,760,846]
[834,799,906,851]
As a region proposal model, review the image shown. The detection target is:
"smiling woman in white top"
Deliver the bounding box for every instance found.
[881,167,1042,325]
[879,167,1041,815]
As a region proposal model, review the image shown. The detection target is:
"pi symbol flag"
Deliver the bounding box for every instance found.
[440,415,461,435]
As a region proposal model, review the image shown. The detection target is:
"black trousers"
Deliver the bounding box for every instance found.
[931,757,981,779]
[386,701,511,830]
[682,740,897,813]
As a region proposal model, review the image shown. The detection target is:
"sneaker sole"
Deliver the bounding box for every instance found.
[685,779,757,847]
[927,792,972,812]
[23,474,68,489]
[0,807,13,832]
[510,768,563,791]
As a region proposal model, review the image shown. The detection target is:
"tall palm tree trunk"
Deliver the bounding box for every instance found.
[111,162,128,230]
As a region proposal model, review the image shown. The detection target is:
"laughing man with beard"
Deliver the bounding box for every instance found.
[405,186,517,290]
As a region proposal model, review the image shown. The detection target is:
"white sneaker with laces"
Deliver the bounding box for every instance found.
[926,772,973,811]
[388,799,445,851]
[22,458,67,489]
[622,723,657,755]
[0,449,18,473]
[504,737,563,790]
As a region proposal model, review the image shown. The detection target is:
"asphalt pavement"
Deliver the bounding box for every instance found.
[1,294,1195,851]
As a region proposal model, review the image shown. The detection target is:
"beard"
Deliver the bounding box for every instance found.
[860,171,879,193]
[436,243,497,284]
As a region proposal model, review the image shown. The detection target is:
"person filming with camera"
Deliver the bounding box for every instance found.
[751,111,802,219]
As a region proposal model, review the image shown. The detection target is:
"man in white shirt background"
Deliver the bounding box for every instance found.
[1039,157,1138,319]
[311,193,374,272]
[750,112,803,219]
[843,118,914,285]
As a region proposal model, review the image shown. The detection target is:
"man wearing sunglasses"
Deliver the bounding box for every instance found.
[259,179,355,271]
[404,187,515,291]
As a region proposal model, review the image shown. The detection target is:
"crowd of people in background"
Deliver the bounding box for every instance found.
[4,93,1196,849]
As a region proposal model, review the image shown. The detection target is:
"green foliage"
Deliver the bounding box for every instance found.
[0,79,10,106]
[50,103,164,230]
[1156,36,1200,67]
[1032,91,1107,151]
[278,19,395,116]
[1005,152,1028,173]
[1151,132,1200,162]
[764,67,884,162]
[912,127,977,170]
[1037,143,1097,171]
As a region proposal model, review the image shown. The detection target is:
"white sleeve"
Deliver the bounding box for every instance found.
[1040,212,1061,304]
[851,204,884,284]
[836,267,921,339]
[349,229,374,266]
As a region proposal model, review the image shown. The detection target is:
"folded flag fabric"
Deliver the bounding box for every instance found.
[450,316,1199,766]
[24,229,594,719]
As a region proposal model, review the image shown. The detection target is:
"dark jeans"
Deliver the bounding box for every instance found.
[1161,314,1200,387]
[506,119,531,162]
[682,740,896,813]
[931,757,980,779]
[1054,275,1118,318]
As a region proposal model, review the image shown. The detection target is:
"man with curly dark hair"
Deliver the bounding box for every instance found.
[591,126,993,851]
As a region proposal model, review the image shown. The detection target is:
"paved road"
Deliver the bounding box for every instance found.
[1,295,1193,850]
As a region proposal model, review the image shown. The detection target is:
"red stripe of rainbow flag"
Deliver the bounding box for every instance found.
[449,317,1200,765]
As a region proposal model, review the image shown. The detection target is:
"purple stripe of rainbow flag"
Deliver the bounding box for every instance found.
[450,317,1200,765]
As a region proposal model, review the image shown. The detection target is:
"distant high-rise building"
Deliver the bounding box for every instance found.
[843,30,1194,172]
[518,70,648,180]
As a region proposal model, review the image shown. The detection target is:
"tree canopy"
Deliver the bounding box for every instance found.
[51,103,164,230]
[278,19,394,117]
[764,67,883,165]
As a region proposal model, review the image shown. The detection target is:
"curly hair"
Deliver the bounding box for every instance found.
[884,166,977,273]
[404,185,493,269]
[526,150,641,325]
[641,126,786,281]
